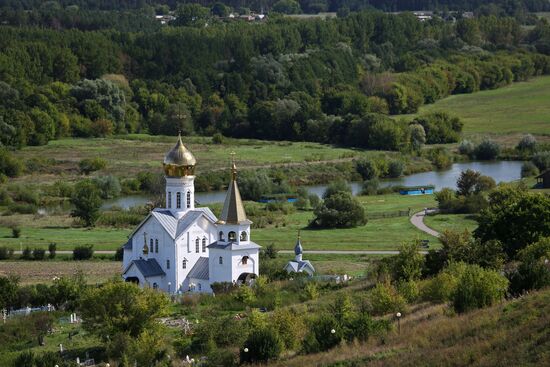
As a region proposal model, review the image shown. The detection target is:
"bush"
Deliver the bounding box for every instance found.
[532,151,550,171]
[73,245,94,260]
[516,134,537,152]
[114,247,124,261]
[509,237,550,295]
[521,162,539,178]
[453,264,508,313]
[0,148,23,177]
[361,178,379,196]
[11,226,21,238]
[302,314,342,353]
[48,243,56,259]
[78,157,107,175]
[240,328,283,363]
[32,248,46,260]
[413,112,463,144]
[356,159,379,180]
[212,132,224,144]
[311,192,367,228]
[0,246,14,260]
[388,160,404,178]
[474,139,500,160]
[21,246,32,260]
[369,282,407,316]
[458,139,475,156]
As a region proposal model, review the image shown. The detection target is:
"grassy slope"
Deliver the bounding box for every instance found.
[402,75,550,137]
[266,287,550,367]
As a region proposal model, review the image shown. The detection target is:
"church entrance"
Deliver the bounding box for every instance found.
[125,276,139,285]
[236,272,257,286]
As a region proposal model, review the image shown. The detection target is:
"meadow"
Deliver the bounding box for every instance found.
[423,213,478,234]
[401,75,550,137]
[0,193,446,251]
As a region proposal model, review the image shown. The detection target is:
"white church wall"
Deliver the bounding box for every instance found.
[231,251,258,280]
[208,248,233,284]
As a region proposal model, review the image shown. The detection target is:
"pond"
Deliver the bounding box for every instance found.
[102,160,524,209]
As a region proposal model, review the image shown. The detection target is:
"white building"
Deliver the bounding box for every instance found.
[122,135,260,293]
[284,234,315,276]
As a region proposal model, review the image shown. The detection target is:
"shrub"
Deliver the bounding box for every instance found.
[32,248,46,260]
[73,245,94,260]
[92,175,121,199]
[453,264,508,313]
[0,148,23,177]
[361,178,379,196]
[458,139,475,156]
[509,237,550,295]
[78,157,107,175]
[521,162,539,178]
[21,246,32,260]
[114,247,124,261]
[532,151,550,171]
[391,241,425,282]
[311,192,367,228]
[413,112,463,144]
[322,179,352,199]
[388,160,404,178]
[302,314,342,353]
[11,226,21,238]
[356,159,379,180]
[516,134,537,152]
[240,328,283,363]
[474,139,500,160]
[212,132,224,144]
[48,243,56,259]
[369,282,407,316]
[0,246,14,260]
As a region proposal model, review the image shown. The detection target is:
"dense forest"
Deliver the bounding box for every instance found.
[2,1,550,157]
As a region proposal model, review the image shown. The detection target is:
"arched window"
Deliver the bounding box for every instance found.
[219,256,223,265]
[176,192,181,209]
[198,283,202,291]
[182,259,187,269]
[228,231,236,242]
[186,191,191,208]
[167,192,172,208]
[240,231,248,241]
[166,259,170,269]
[202,238,206,252]
[195,238,200,253]
[242,256,249,265]
[155,239,159,253]
[149,239,154,253]
[219,231,224,241]
[153,283,158,289]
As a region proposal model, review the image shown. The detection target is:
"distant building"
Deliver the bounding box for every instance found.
[284,234,315,276]
[399,185,435,195]
[536,170,550,188]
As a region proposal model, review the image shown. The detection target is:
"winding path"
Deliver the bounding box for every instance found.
[410,209,440,238]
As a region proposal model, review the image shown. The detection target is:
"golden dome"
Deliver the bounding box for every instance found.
[163,134,196,177]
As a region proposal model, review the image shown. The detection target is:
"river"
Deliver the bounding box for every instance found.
[102,160,524,209]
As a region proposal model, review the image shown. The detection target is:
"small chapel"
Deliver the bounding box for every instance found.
[121,135,261,294]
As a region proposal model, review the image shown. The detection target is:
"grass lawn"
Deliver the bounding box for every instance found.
[0,193,438,251]
[423,213,478,234]
[399,75,550,137]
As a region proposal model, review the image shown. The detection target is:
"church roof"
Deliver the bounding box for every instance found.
[219,163,248,225]
[122,239,132,250]
[187,257,209,280]
[130,207,218,240]
[294,237,303,255]
[124,258,166,278]
[285,260,315,273]
[164,134,196,167]
[208,241,261,251]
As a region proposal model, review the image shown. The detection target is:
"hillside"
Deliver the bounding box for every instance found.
[265,287,550,367]
[405,76,550,137]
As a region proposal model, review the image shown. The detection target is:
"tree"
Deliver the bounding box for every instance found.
[474,139,500,160]
[175,4,210,27]
[302,314,342,353]
[509,237,550,295]
[312,192,366,228]
[80,280,169,339]
[457,169,481,196]
[71,180,102,227]
[516,134,537,152]
[323,180,351,199]
[0,275,19,310]
[475,187,550,258]
[453,264,508,313]
[356,159,379,181]
[409,123,426,151]
[391,241,425,281]
[240,328,283,363]
[272,0,302,14]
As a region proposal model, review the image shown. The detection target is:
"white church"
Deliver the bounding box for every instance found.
[122,135,260,294]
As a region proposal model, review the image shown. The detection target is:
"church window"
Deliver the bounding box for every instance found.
[228,231,236,242]
[182,259,187,269]
[155,239,159,253]
[240,231,248,241]
[219,231,224,241]
[153,283,158,289]
[195,238,200,253]
[219,256,223,265]
[202,238,206,252]
[242,256,249,265]
[166,259,170,269]
[176,192,181,209]
[198,283,202,291]
[186,191,191,208]
[167,192,172,208]
[150,239,154,253]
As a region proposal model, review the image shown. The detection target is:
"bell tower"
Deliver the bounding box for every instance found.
[163,134,196,218]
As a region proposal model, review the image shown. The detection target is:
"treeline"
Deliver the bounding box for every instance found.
[2,11,550,151]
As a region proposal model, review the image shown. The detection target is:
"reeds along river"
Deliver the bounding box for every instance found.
[102,161,524,209]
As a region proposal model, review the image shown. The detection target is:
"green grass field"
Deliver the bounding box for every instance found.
[402,76,550,137]
[424,214,478,234]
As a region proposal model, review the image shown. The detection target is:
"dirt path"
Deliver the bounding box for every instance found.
[410,209,440,238]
